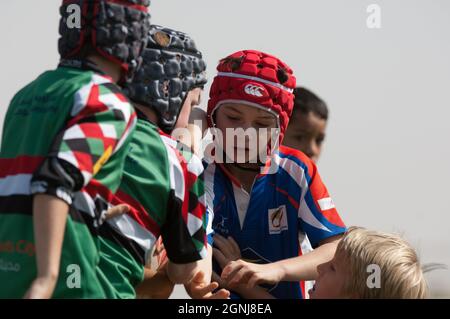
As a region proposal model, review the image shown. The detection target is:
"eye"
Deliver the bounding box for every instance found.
[226,115,240,121]
[254,122,272,128]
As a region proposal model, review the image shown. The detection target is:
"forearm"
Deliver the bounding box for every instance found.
[135,267,174,299]
[33,194,69,279]
[184,245,213,295]
[167,260,199,284]
[277,237,341,282]
[196,245,213,284]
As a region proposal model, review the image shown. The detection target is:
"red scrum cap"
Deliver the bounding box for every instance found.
[207,50,296,141]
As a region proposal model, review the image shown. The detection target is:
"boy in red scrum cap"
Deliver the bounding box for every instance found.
[204,50,347,299]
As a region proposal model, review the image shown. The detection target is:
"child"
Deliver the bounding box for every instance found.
[309,227,429,298]
[0,0,150,298]
[204,50,347,299]
[98,25,228,299]
[283,87,328,163]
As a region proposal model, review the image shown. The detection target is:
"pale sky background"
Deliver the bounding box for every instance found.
[0,0,449,297]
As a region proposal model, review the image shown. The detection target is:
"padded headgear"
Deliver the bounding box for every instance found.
[58,0,151,82]
[207,50,296,142]
[125,25,207,133]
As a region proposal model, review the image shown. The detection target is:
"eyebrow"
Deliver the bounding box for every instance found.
[224,105,276,122]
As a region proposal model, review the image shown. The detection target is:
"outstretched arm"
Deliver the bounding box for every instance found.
[221,235,342,288]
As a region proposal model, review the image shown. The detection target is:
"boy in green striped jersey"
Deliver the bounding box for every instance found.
[98,25,228,299]
[0,0,150,298]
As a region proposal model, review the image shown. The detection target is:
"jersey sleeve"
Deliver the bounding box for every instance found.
[159,141,208,264]
[297,156,346,248]
[30,79,136,205]
[202,161,216,246]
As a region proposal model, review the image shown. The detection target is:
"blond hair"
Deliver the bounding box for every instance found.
[336,227,429,299]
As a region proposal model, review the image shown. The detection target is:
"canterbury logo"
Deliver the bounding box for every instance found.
[244,84,264,97]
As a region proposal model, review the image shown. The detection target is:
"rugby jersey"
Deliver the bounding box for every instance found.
[204,145,346,299]
[0,61,136,298]
[96,115,212,298]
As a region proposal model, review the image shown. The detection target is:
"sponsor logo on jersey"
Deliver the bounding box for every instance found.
[268,205,288,234]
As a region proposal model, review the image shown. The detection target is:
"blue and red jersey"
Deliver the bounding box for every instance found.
[204,145,346,299]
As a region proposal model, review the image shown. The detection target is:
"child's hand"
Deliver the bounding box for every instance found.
[103,204,130,221]
[221,260,285,288]
[186,271,230,299]
[23,276,57,299]
[213,234,241,269]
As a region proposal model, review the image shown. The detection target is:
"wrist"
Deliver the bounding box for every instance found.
[274,261,287,282]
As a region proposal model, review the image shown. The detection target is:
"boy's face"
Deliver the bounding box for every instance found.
[174,87,203,130]
[309,251,350,299]
[283,111,326,163]
[214,103,277,163]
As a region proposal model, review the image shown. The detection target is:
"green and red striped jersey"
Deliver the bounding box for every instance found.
[0,62,136,298]
[97,115,211,298]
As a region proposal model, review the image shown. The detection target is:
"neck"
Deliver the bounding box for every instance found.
[134,103,159,124]
[86,53,122,83]
[224,163,260,192]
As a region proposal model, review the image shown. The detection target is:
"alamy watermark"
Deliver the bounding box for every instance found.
[66,4,81,29]
[172,121,282,174]
[66,264,81,289]
[367,4,382,29]
[367,263,381,289]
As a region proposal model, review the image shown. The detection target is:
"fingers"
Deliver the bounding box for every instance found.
[221,260,245,280]
[154,239,165,255]
[156,254,169,271]
[213,234,234,258]
[212,247,228,269]
[227,266,253,287]
[191,271,205,284]
[208,288,230,299]
[195,282,219,297]
[211,271,223,285]
[104,204,130,220]
[247,273,263,289]
[227,236,241,258]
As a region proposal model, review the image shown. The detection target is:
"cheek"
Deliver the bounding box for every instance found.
[315,273,344,298]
